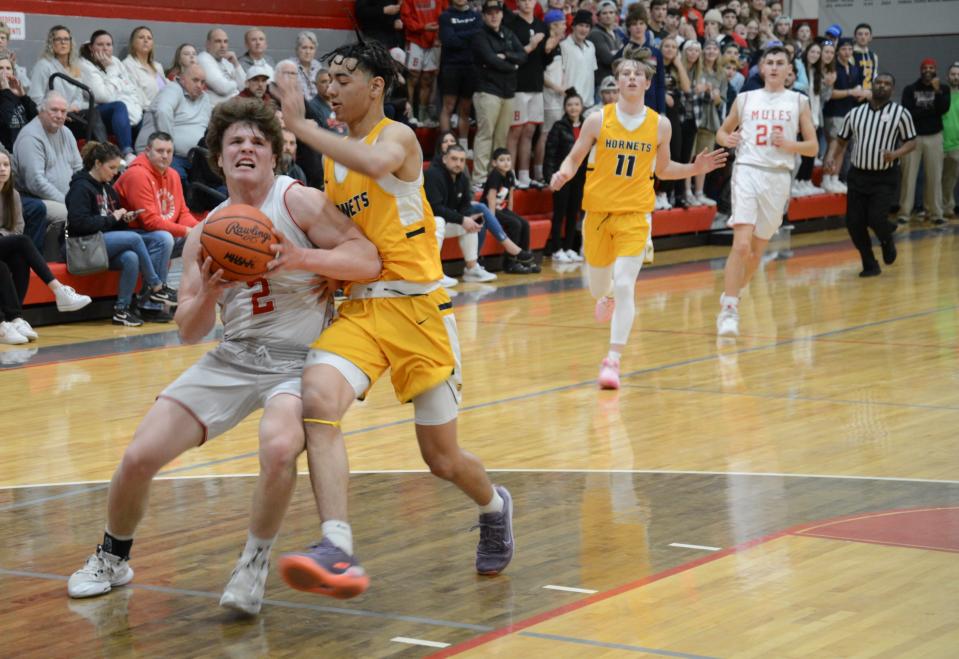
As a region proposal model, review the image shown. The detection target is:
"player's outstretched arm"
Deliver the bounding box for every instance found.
[174,227,234,344]
[549,111,601,191]
[274,75,409,180]
[655,116,729,180]
[266,185,382,282]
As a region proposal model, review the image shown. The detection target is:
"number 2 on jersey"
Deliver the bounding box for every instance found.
[615,154,637,177]
[249,278,275,315]
[755,124,783,146]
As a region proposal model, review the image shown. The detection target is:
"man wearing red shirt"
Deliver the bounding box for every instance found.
[115,131,198,250]
[402,0,449,126]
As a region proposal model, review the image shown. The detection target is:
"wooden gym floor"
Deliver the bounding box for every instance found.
[1,225,958,657]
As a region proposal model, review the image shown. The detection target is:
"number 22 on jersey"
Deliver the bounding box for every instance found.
[755,124,783,146]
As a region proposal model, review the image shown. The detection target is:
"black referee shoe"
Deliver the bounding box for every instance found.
[880,239,897,265]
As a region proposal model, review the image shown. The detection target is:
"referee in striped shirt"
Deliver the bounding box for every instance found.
[826,72,917,277]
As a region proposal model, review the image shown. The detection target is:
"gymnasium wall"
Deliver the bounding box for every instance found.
[1,1,355,73]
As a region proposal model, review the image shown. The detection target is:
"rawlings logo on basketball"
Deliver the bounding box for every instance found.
[225,222,272,245]
[224,252,257,269]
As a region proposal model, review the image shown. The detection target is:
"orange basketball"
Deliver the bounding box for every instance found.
[200,204,277,282]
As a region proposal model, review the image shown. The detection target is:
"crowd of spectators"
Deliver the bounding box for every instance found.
[0,3,954,323]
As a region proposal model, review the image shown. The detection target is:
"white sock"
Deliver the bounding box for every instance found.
[607,349,622,363]
[533,164,543,180]
[50,281,64,292]
[479,488,504,514]
[518,169,530,183]
[242,531,275,559]
[322,520,354,556]
[720,294,739,309]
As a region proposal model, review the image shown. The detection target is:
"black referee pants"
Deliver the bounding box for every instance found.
[846,166,898,269]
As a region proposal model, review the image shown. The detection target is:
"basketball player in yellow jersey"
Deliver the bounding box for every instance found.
[550,47,727,389]
[271,41,514,599]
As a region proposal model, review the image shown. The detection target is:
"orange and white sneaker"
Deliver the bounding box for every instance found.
[594,296,615,323]
[598,357,620,389]
[278,538,369,600]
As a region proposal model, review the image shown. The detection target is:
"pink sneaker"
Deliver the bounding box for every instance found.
[594,296,615,323]
[598,358,620,389]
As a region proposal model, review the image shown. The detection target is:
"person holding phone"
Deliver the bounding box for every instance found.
[65,141,177,326]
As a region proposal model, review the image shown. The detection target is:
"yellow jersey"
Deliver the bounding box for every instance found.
[323,117,443,283]
[582,104,659,214]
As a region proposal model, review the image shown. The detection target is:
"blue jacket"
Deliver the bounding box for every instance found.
[439,6,483,68]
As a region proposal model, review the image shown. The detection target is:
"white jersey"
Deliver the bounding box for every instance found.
[214,175,331,349]
[734,88,804,171]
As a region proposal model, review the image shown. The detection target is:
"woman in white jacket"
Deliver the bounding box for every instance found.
[79,29,142,161]
[122,26,165,108]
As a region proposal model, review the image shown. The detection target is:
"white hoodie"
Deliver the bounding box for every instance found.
[80,55,143,125]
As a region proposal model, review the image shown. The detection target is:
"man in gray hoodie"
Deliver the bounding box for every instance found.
[12,90,82,230]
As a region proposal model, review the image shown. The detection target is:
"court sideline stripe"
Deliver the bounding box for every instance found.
[5,225,951,371]
[2,303,955,510]
[0,567,493,632]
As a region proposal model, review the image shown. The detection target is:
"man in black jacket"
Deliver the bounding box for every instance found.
[356,0,404,49]
[425,144,497,283]
[898,58,952,224]
[471,0,527,188]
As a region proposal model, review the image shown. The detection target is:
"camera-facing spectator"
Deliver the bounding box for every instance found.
[425,144,497,283]
[290,31,322,101]
[123,26,166,109]
[29,26,86,121]
[197,28,245,106]
[899,58,952,225]
[0,23,29,96]
[238,28,275,74]
[0,53,36,152]
[615,6,666,112]
[471,0,527,188]
[80,29,143,163]
[589,1,626,91]
[165,43,197,81]
[562,10,598,108]
[403,0,445,126]
[13,90,81,236]
[278,128,307,184]
[136,64,212,182]
[852,23,878,90]
[238,64,275,105]
[114,131,198,243]
[544,91,586,262]
[482,148,540,273]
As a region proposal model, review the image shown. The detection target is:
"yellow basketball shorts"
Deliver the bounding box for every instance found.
[582,211,652,268]
[311,287,461,403]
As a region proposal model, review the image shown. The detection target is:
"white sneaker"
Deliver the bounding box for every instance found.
[791,181,807,197]
[658,192,673,210]
[716,306,740,337]
[807,181,825,195]
[220,548,270,616]
[462,264,497,282]
[835,179,847,193]
[68,547,134,598]
[54,285,92,312]
[696,192,717,206]
[0,321,28,345]
[564,249,584,262]
[440,275,459,288]
[685,192,703,207]
[551,249,571,263]
[10,317,38,341]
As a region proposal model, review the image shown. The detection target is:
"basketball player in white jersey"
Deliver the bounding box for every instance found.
[551,46,727,388]
[715,45,818,337]
[66,98,381,616]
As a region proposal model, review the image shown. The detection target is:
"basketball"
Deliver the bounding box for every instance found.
[200,204,277,282]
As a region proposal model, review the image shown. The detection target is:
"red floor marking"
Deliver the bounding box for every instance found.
[430,506,959,657]
[793,506,959,553]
